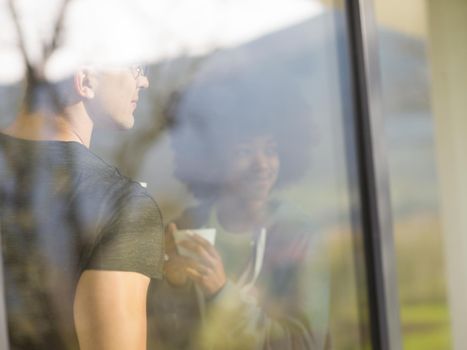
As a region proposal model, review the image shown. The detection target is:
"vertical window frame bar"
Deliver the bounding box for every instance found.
[343,0,402,349]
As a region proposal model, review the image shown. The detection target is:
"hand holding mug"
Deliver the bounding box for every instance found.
[179,234,227,297]
[163,223,194,287]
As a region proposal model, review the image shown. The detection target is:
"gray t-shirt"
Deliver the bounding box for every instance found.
[0,133,164,350]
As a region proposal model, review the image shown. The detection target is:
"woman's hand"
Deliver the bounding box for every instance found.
[163,223,194,287]
[179,234,227,298]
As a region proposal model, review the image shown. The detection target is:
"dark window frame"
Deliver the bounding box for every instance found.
[344,0,402,349]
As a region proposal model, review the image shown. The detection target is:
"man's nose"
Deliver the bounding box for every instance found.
[137,76,149,89]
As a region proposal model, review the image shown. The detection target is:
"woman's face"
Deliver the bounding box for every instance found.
[223,135,280,203]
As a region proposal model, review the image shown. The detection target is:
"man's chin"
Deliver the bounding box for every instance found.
[93,114,135,131]
[117,115,135,130]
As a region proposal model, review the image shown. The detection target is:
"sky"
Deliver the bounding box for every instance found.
[0,0,324,83]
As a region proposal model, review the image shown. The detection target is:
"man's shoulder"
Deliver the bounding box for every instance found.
[74,154,159,221]
[74,149,147,197]
[73,151,164,279]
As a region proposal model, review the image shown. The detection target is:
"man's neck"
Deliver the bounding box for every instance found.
[2,103,94,148]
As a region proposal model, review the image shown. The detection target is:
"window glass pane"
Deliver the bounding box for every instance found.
[374,1,453,349]
[1,1,374,349]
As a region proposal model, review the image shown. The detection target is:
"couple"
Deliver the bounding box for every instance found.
[0,63,329,350]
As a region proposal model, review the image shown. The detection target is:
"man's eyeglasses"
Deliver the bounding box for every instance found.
[130,65,147,79]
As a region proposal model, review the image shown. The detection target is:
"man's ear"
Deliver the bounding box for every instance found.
[74,70,97,99]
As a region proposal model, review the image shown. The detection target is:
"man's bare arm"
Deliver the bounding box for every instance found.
[74,270,150,350]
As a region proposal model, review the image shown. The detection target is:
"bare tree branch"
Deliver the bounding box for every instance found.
[7,0,35,79]
[7,0,73,113]
[42,0,72,68]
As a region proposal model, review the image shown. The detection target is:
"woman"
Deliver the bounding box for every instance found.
[148,61,330,349]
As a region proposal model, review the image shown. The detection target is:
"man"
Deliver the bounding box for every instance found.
[0,65,164,349]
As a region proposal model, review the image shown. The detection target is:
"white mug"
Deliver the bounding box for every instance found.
[173,228,216,258]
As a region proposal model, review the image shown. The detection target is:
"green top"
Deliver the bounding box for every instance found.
[205,208,255,281]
